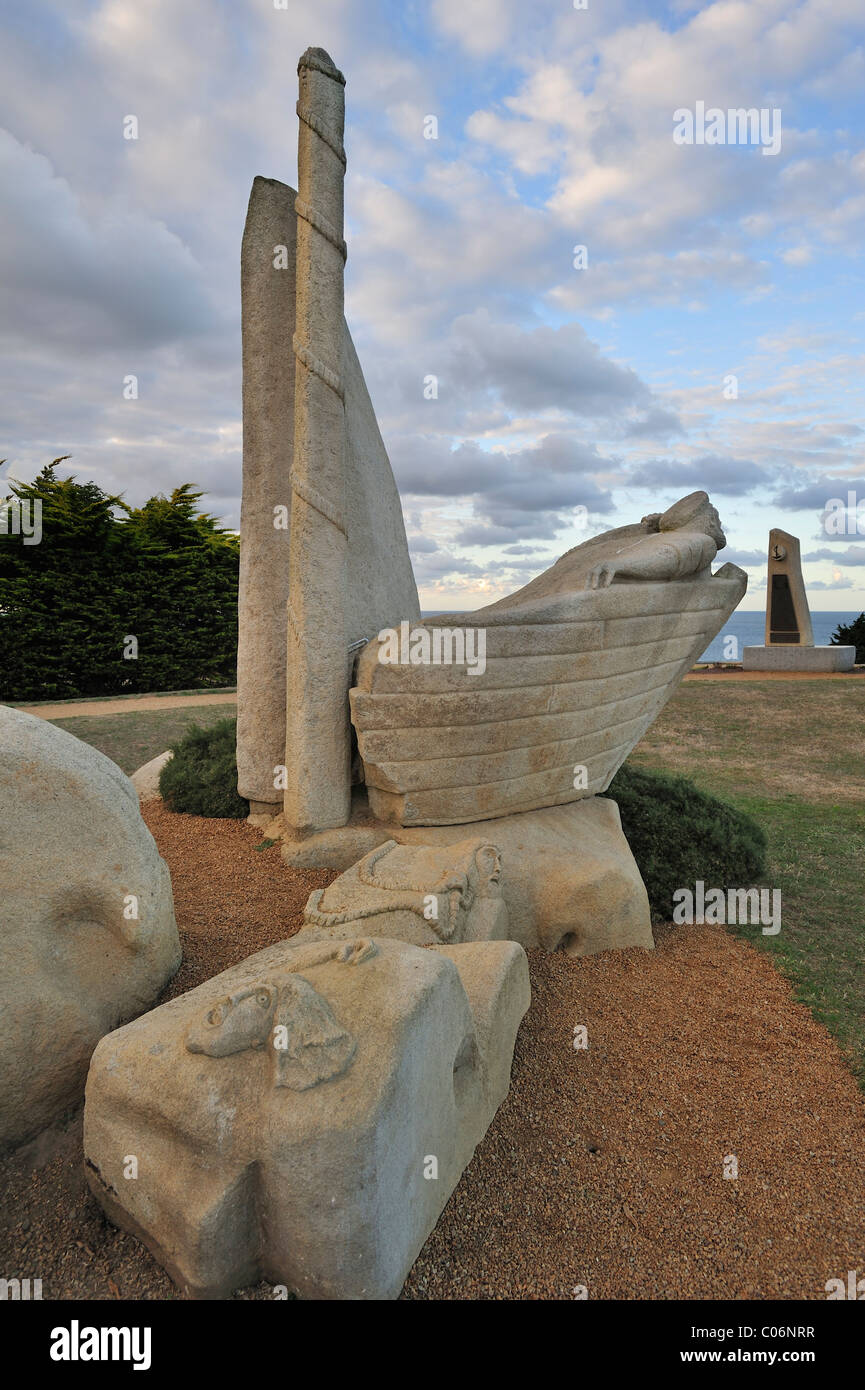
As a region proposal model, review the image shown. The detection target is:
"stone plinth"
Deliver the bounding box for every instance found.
[743,645,855,672]
[277,793,653,957]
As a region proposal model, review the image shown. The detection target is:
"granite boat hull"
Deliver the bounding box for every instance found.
[349,564,747,827]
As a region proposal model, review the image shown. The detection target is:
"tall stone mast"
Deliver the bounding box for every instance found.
[235,175,298,817]
[284,48,351,833]
[236,46,419,833]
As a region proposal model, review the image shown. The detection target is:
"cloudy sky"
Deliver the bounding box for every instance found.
[1,0,864,610]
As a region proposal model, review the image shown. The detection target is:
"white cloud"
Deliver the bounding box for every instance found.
[1,0,864,609]
[431,0,518,57]
[0,130,219,352]
[780,243,813,265]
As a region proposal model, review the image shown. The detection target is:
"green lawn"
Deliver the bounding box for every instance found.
[629,677,865,1083]
[49,703,237,776]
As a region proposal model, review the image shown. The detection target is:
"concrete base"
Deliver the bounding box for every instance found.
[276,790,653,958]
[743,644,855,672]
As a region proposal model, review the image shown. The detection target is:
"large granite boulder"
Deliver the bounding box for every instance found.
[0,706,181,1152]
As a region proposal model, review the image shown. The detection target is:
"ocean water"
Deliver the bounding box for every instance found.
[421,609,861,663]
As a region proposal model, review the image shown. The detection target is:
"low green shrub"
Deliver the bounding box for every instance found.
[606,762,769,922]
[159,717,248,818]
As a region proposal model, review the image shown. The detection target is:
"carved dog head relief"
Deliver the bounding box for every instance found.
[185,938,375,1090]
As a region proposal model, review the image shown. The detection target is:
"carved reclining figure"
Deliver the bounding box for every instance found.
[299,838,507,947]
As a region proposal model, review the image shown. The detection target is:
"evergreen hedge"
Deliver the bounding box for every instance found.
[0,461,239,700]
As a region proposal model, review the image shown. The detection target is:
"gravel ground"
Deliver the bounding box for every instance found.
[1,805,862,1301]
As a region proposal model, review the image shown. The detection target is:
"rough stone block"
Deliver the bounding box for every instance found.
[281,796,652,956]
[396,797,653,955]
[84,935,529,1300]
[130,749,173,801]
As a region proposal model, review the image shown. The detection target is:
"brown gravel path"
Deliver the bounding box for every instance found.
[144,803,333,999]
[404,923,865,1299]
[1,808,862,1301]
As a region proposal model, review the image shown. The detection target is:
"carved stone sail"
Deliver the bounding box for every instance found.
[284,48,351,834]
[236,51,419,824]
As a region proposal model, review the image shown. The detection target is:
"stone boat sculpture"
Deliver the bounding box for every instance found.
[231,44,748,960]
[85,44,751,1305]
[351,494,746,826]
